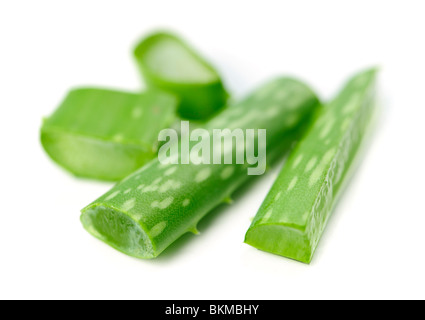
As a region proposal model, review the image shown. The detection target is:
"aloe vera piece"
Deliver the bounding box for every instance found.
[134,32,228,120]
[245,68,378,264]
[80,78,320,259]
[41,88,178,181]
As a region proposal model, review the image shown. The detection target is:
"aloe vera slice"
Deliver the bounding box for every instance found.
[134,32,228,120]
[41,88,178,181]
[245,68,378,264]
[80,78,320,259]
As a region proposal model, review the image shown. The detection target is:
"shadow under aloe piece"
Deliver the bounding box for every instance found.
[245,68,378,264]
[41,88,178,181]
[134,31,228,120]
[80,78,320,259]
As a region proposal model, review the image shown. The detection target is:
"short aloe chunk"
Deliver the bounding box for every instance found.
[134,32,228,120]
[245,68,378,264]
[41,88,178,181]
[80,78,320,259]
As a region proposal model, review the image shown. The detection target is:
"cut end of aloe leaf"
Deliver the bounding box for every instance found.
[244,225,312,264]
[41,87,178,181]
[81,204,157,259]
[40,130,152,181]
[134,31,228,120]
[135,32,218,84]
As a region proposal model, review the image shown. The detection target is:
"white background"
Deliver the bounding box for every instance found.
[1,0,424,300]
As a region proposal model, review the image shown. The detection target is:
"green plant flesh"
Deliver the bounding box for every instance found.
[245,68,378,264]
[41,88,178,181]
[134,31,228,120]
[80,78,320,259]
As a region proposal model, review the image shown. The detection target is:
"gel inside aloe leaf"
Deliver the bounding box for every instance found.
[134,31,228,120]
[41,88,178,181]
[245,68,378,264]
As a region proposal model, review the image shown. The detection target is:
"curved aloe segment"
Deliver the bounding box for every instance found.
[134,32,228,120]
[245,68,378,264]
[80,78,320,259]
[41,88,178,181]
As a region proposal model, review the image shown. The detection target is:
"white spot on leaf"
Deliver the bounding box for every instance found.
[305,157,318,173]
[292,155,304,169]
[262,209,274,222]
[158,180,182,193]
[265,105,280,118]
[309,167,323,187]
[320,118,335,139]
[288,177,298,191]
[112,134,124,142]
[285,114,298,128]
[341,118,351,131]
[302,211,310,221]
[132,107,143,119]
[122,198,136,212]
[150,221,167,237]
[275,90,289,100]
[153,177,162,185]
[195,168,212,183]
[142,184,159,193]
[164,167,177,176]
[105,191,120,201]
[274,192,282,201]
[151,197,174,209]
[308,148,336,187]
[343,94,361,114]
[220,167,234,180]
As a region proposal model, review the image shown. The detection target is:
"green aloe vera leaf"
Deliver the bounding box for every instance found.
[245,68,378,264]
[41,88,178,181]
[134,31,228,120]
[80,78,320,259]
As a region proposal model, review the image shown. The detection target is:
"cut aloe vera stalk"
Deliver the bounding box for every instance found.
[134,32,228,120]
[245,68,378,264]
[41,88,178,181]
[80,78,320,259]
